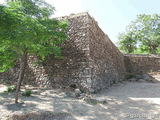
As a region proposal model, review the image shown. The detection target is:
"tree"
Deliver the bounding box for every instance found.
[0,0,68,103]
[118,32,137,53]
[118,14,160,54]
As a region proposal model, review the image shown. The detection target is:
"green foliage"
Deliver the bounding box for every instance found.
[0,0,68,103]
[7,85,16,92]
[118,14,160,54]
[113,80,116,84]
[6,0,55,18]
[0,0,68,72]
[84,99,98,105]
[70,84,77,89]
[118,32,137,53]
[25,89,32,96]
[22,89,32,97]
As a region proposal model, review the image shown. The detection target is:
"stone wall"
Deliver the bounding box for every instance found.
[87,16,126,92]
[0,12,126,92]
[1,12,160,92]
[26,12,91,90]
[124,54,160,75]
[0,12,90,90]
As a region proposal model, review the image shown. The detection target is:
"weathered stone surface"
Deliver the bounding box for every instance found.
[124,54,160,75]
[142,74,150,80]
[128,78,137,82]
[88,15,126,91]
[138,79,146,82]
[75,88,81,94]
[1,13,160,92]
[0,12,126,92]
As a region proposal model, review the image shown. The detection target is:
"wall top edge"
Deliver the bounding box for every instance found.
[54,12,90,20]
[124,54,160,58]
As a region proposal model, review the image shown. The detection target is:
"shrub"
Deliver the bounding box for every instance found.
[70,84,77,89]
[7,85,16,92]
[113,80,116,84]
[23,89,32,97]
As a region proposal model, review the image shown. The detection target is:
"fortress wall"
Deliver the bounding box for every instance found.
[87,16,126,91]
[124,54,160,75]
[0,13,91,91]
[3,13,158,92]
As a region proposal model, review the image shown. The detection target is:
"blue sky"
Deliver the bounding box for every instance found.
[1,0,159,43]
[81,0,160,44]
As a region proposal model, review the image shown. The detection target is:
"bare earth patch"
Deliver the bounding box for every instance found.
[0,73,160,120]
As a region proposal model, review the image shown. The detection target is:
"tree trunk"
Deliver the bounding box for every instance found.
[148,43,157,55]
[149,46,157,55]
[151,49,157,55]
[15,49,28,103]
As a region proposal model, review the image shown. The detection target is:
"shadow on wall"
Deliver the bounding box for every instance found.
[23,41,89,90]
[0,64,20,85]
[0,41,89,91]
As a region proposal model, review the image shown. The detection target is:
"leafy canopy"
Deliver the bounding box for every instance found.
[118,14,160,54]
[0,0,68,72]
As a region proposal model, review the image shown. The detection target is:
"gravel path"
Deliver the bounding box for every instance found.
[0,73,160,120]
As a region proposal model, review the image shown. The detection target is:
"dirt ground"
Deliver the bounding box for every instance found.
[0,72,160,120]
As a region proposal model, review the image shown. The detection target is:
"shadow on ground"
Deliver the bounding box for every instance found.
[1,78,160,120]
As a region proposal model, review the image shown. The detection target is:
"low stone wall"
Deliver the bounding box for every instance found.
[124,54,160,75]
